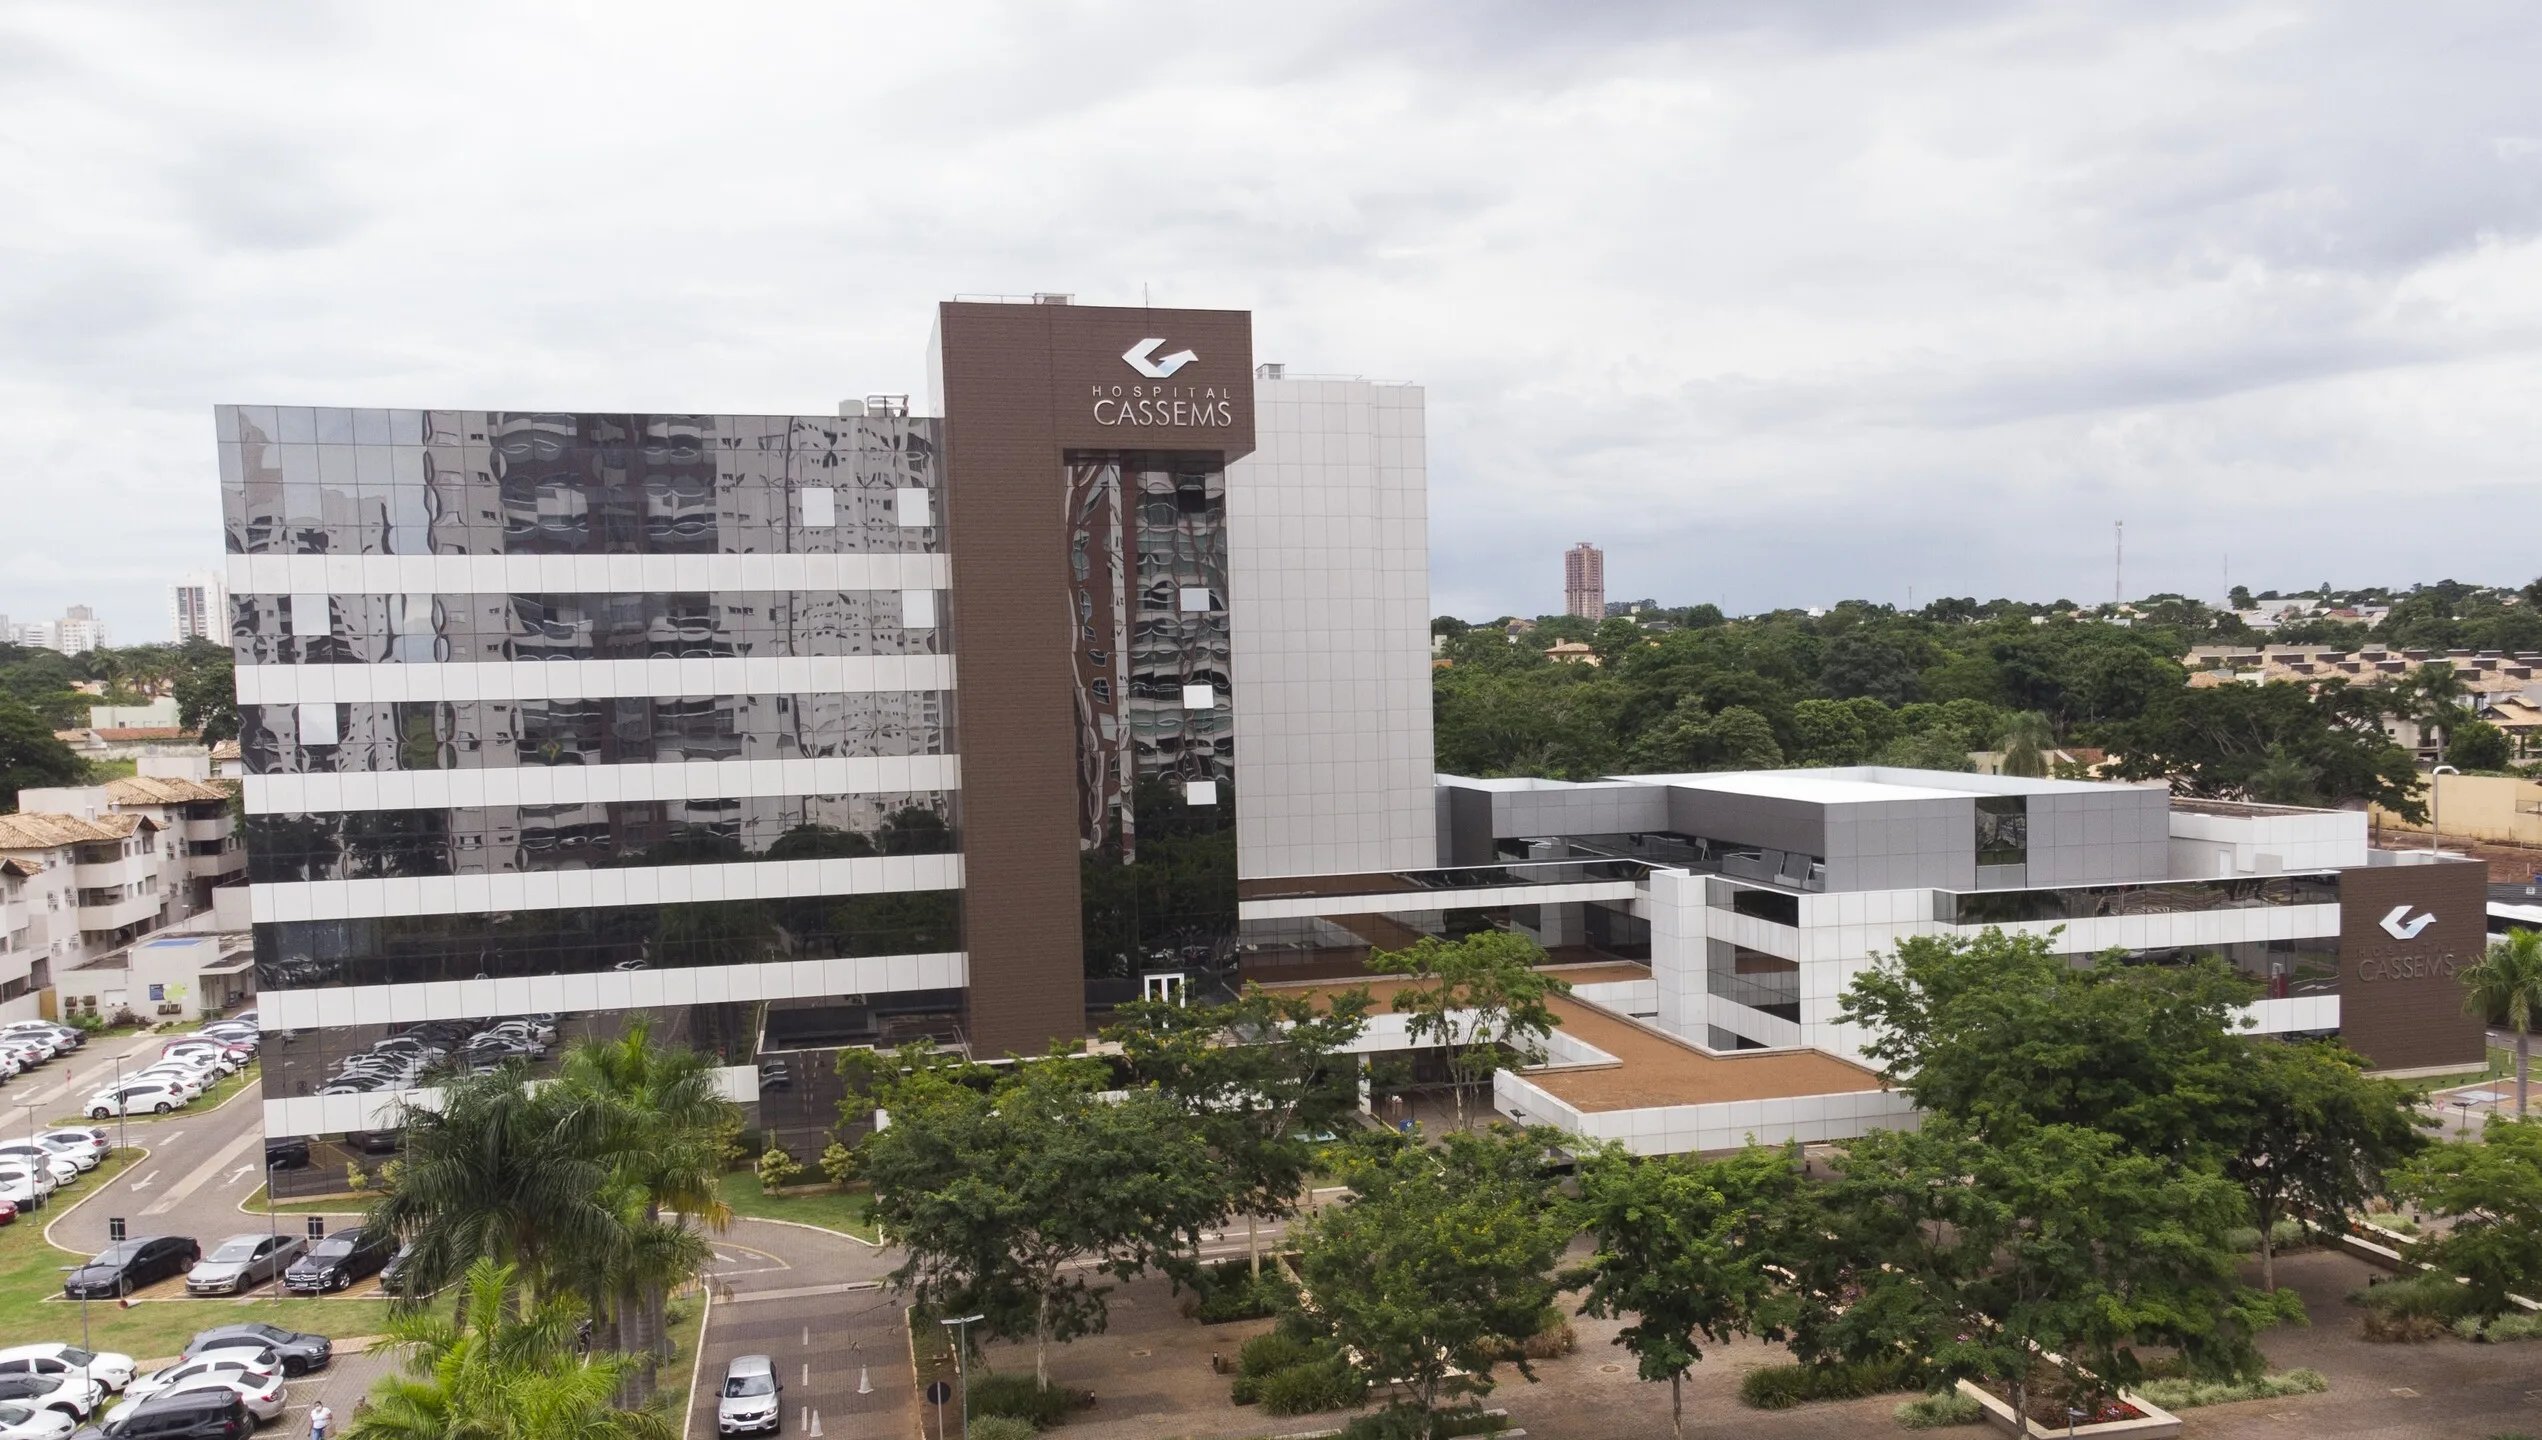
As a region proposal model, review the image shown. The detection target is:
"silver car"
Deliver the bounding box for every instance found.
[716,1355,781,1435]
[185,1235,305,1296]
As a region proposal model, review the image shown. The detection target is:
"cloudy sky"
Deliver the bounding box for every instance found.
[4,1,2539,638]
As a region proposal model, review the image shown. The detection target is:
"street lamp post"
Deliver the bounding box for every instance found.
[938,1314,985,1440]
[266,1158,280,1307]
[56,1268,90,1351]
[2431,764,2459,854]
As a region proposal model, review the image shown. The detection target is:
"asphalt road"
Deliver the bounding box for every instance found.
[29,1038,307,1267]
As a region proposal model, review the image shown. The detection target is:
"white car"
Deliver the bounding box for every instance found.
[101,1369,286,1427]
[42,1129,109,1162]
[128,1068,207,1101]
[83,1081,185,1119]
[159,1045,242,1076]
[0,1400,75,1440]
[32,1136,99,1172]
[0,1172,41,1211]
[0,1041,49,1069]
[0,1165,56,1205]
[0,1148,76,1187]
[122,1350,279,1407]
[0,1345,134,1395]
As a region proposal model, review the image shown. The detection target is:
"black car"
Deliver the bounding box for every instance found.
[281,1226,393,1294]
[0,1372,90,1418]
[65,1236,199,1298]
[376,1241,416,1296]
[101,1387,251,1440]
[180,1325,329,1377]
[261,1136,309,1171]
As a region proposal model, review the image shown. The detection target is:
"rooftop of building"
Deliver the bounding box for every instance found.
[1445,766,2158,804]
[1258,967,1889,1114]
[0,811,150,848]
[101,775,235,806]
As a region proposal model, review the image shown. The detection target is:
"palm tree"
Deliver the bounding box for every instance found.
[555,1022,737,1383]
[349,1259,676,1440]
[1999,712,2053,778]
[2462,928,2542,1116]
[369,1067,623,1308]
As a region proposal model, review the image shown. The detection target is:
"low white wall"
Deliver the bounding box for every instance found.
[1569,978,1657,1015]
[1494,1067,1922,1156]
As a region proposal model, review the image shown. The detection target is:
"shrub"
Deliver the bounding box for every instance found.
[1238,1331,1321,1379]
[2224,1218,2310,1254]
[2353,1270,2477,1341]
[756,1146,804,1189]
[965,1373,1090,1428]
[1738,1358,1918,1410]
[2136,1369,2327,1409]
[1339,1407,1505,1440]
[818,1139,856,1186]
[1192,1259,1297,1323]
[1894,1391,1985,1428]
[1493,1306,1576,1360]
[965,1419,1038,1440]
[2461,1310,2542,1342]
[1259,1357,1368,1416]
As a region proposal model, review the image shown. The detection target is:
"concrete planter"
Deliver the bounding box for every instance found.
[1953,1379,2182,1439]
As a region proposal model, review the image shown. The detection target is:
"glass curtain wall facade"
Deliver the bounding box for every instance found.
[1070,454,1236,1000]
[222,405,966,1161]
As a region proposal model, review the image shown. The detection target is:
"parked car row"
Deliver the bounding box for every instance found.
[0,1325,332,1438]
[315,1013,554,1095]
[65,1227,400,1302]
[83,1015,262,1124]
[0,1019,86,1092]
[0,1126,113,1220]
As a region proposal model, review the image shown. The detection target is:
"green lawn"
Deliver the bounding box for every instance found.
[51,1062,260,1128]
[1,1147,391,1364]
[238,1185,373,1217]
[717,1172,879,1242]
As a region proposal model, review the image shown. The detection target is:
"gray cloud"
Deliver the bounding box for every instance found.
[1,0,2539,640]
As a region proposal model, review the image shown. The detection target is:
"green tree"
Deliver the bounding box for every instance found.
[349,1259,676,1440]
[2103,680,2426,822]
[2463,928,2542,1116]
[1998,711,2051,778]
[1370,931,1570,1128]
[555,1021,738,1377]
[1296,1129,1573,1435]
[1836,928,2256,1161]
[2214,1042,2426,1289]
[0,694,84,809]
[861,1049,1222,1387]
[2449,718,2514,771]
[1572,1144,1801,1440]
[1786,1121,2294,1433]
[174,655,239,747]
[2398,1118,2542,1323]
[370,1068,626,1304]
[1104,986,1371,1277]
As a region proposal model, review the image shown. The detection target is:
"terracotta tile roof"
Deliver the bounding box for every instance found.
[93,728,191,741]
[0,812,124,849]
[0,857,39,877]
[103,776,235,805]
[209,740,241,761]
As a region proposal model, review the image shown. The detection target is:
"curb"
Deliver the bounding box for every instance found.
[726,1212,884,1250]
[40,1144,153,1256]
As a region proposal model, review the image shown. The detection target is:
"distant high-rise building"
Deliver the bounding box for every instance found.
[171,571,226,643]
[20,605,108,656]
[1563,542,1605,620]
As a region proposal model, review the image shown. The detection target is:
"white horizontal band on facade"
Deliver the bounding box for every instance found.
[236,654,956,705]
[244,754,963,816]
[228,551,949,597]
[1236,879,1644,922]
[249,852,964,924]
[257,949,967,1031]
[269,1060,768,1139]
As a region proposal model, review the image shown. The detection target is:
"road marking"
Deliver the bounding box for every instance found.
[224,1164,256,1185]
[723,1281,879,1304]
[130,1171,160,1192]
[142,1126,260,1217]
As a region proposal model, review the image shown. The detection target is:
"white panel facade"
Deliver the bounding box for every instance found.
[1228,377,1436,879]
[245,754,961,815]
[237,654,954,704]
[249,853,964,923]
[228,552,950,596]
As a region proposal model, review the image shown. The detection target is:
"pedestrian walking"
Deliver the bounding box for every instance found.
[310,1402,334,1440]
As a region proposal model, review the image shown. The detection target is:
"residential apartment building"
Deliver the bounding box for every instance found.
[172,571,227,643]
[1563,541,1604,620]
[9,605,109,655]
[221,299,1434,1144]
